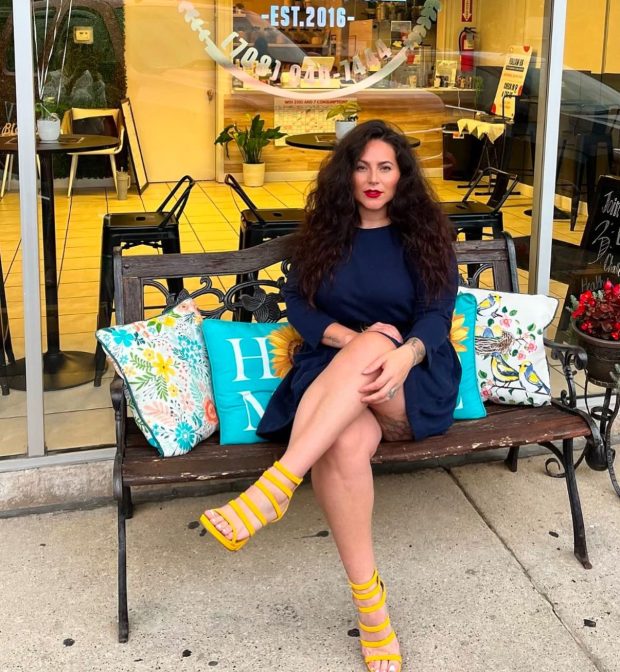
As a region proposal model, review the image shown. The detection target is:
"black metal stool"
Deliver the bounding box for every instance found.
[0,251,14,395]
[224,174,305,321]
[556,105,619,231]
[442,167,519,278]
[94,175,195,386]
[442,167,519,238]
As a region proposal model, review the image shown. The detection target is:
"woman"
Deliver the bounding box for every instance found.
[201,120,460,672]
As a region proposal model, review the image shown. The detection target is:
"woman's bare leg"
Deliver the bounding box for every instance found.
[311,410,401,672]
[204,332,397,540]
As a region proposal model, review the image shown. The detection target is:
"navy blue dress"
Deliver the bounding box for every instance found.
[257,225,461,442]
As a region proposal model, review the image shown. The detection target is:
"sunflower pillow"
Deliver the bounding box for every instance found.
[202,320,302,445]
[451,293,487,420]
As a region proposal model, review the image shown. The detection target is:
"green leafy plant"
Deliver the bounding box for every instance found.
[326,101,361,122]
[35,96,59,120]
[214,114,286,164]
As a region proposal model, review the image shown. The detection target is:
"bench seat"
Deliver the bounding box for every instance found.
[121,403,592,487]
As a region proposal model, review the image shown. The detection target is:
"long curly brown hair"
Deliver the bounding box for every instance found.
[293,119,455,304]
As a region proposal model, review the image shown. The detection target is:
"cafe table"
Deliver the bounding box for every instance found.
[285,132,421,150]
[0,133,119,390]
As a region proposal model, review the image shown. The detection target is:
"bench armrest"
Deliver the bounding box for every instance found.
[544,337,586,409]
[110,373,127,456]
[544,338,607,470]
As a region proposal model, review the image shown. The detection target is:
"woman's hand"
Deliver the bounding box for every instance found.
[364,322,403,344]
[359,345,416,404]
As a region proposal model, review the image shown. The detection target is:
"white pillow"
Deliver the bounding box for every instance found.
[458,288,558,406]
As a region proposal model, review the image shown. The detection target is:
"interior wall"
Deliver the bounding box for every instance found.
[603,0,619,74]
[124,1,216,182]
[437,0,545,66]
[563,0,606,73]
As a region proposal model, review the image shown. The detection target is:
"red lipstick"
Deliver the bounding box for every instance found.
[364,190,382,198]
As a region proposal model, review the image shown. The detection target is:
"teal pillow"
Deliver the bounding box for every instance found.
[202,320,302,445]
[451,293,487,420]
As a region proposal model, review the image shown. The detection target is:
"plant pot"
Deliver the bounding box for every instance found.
[37,116,60,143]
[571,321,620,386]
[242,162,265,187]
[335,120,357,141]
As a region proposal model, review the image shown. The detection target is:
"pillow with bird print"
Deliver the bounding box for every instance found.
[458,288,558,406]
[202,320,303,444]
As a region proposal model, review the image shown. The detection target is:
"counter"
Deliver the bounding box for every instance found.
[221,87,476,180]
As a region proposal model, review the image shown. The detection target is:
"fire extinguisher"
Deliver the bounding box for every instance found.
[459,27,476,72]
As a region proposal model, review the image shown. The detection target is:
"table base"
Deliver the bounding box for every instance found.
[6,351,105,391]
[523,206,570,220]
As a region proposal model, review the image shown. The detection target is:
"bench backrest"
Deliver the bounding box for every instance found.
[114,233,520,325]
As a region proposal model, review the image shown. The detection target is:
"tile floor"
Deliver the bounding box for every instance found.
[0,177,594,457]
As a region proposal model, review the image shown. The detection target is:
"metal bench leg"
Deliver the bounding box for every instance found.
[562,438,591,569]
[504,447,519,472]
[118,501,129,642]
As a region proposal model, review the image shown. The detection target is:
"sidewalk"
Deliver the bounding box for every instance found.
[0,454,619,672]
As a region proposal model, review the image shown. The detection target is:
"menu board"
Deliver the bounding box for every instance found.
[490,45,532,119]
[581,175,620,284]
[273,99,335,146]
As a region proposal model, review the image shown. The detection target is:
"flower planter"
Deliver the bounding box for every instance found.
[242,162,265,187]
[335,120,357,141]
[571,321,620,386]
[37,116,60,143]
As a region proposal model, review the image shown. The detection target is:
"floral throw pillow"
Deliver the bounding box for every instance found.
[458,288,558,406]
[96,298,218,457]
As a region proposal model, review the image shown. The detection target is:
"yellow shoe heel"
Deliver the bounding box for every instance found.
[350,570,403,672]
[200,460,302,552]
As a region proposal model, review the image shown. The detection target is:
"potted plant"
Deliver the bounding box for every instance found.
[214,114,286,187]
[35,96,61,143]
[326,101,362,140]
[570,279,620,385]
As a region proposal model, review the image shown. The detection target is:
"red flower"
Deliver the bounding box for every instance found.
[571,280,620,340]
[204,399,218,425]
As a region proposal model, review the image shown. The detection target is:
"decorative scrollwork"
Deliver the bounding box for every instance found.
[544,339,587,409]
[458,263,493,289]
[144,274,287,322]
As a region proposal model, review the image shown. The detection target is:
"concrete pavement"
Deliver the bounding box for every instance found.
[0,455,618,672]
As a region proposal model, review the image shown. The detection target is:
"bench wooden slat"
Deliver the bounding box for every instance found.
[121,403,589,486]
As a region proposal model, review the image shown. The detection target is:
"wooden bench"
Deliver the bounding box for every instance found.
[111,233,606,643]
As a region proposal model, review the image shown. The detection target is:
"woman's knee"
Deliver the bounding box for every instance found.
[323,411,382,466]
[338,331,397,362]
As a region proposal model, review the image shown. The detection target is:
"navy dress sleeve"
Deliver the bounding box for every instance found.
[283,268,336,349]
[404,257,458,366]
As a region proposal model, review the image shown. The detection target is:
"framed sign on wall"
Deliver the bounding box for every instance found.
[121,98,149,194]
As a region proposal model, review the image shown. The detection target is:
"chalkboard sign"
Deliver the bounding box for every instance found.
[550,175,620,333]
[120,98,149,195]
[580,175,620,285]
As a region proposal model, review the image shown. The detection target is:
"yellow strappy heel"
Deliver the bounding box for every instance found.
[350,570,402,672]
[199,460,302,552]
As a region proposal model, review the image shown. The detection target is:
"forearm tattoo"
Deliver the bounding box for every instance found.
[403,337,426,366]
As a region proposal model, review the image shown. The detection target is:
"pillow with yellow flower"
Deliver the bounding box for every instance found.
[451,292,487,420]
[95,298,218,457]
[201,320,303,444]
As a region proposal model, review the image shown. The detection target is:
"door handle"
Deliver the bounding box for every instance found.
[207,89,214,102]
